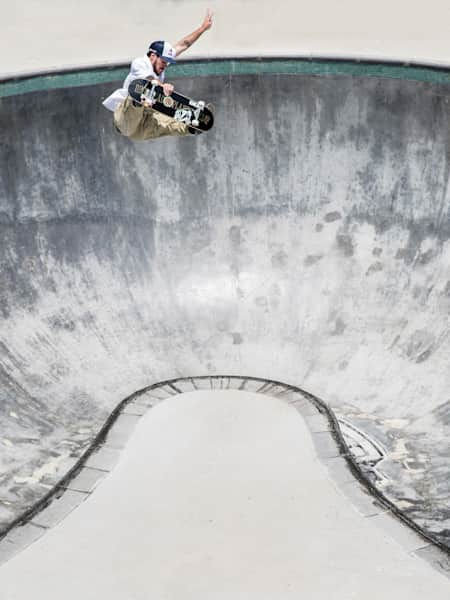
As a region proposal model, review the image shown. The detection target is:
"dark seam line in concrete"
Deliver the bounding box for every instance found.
[0,58,449,98]
[238,379,247,390]
[65,486,94,495]
[27,522,47,531]
[167,382,183,394]
[79,466,106,473]
[77,466,110,475]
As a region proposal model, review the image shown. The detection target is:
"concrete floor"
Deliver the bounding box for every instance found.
[0,389,449,599]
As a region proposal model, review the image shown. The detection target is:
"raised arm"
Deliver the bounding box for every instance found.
[174,9,213,57]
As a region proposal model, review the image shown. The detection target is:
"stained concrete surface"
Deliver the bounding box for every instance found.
[0,64,450,555]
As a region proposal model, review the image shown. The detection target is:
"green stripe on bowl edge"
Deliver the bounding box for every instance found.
[0,59,449,98]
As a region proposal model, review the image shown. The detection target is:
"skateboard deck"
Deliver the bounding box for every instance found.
[128,79,214,133]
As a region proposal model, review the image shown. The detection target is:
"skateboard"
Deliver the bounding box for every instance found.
[128,79,214,133]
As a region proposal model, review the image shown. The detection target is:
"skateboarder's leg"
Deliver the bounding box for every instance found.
[149,111,190,138]
[127,110,190,141]
[124,110,175,142]
[114,100,191,141]
[113,97,144,138]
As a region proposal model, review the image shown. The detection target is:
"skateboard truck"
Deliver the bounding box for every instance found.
[190,100,205,128]
[141,80,159,106]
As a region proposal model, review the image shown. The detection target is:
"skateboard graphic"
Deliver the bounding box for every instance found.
[128,79,214,133]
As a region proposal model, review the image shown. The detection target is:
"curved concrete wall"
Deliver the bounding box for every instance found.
[0,62,450,548]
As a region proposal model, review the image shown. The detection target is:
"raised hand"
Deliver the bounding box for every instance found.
[202,9,213,31]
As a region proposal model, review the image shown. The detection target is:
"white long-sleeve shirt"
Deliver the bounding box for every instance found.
[102,55,166,112]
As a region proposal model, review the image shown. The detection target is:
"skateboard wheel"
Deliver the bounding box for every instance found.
[192,119,199,127]
[198,101,205,109]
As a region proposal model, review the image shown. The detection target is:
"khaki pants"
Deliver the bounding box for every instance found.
[114,97,190,141]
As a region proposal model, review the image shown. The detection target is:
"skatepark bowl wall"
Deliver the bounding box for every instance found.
[0,59,450,553]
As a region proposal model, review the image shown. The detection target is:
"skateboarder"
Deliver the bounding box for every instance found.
[103,9,213,141]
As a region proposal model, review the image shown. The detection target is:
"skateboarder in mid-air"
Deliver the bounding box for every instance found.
[103,9,213,141]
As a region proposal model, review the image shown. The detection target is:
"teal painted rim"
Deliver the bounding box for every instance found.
[0,58,449,98]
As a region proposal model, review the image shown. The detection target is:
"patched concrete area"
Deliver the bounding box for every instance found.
[0,390,448,598]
